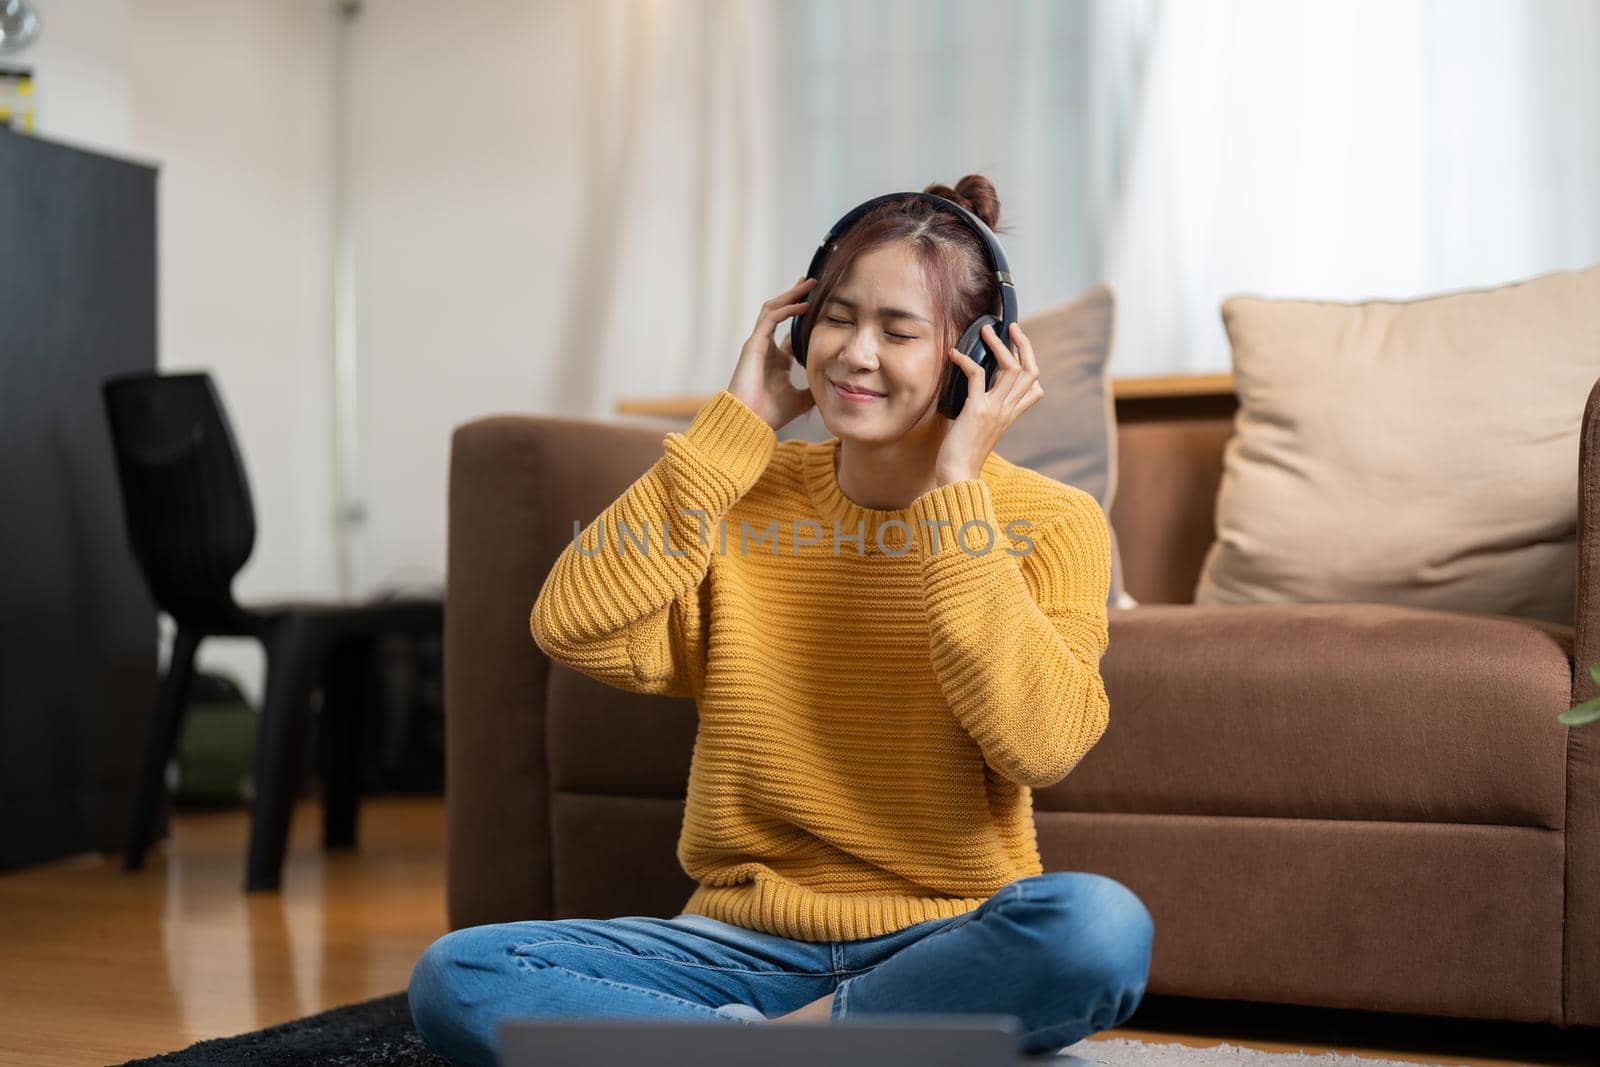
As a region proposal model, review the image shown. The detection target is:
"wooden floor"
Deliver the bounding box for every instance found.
[0,796,449,1067]
[0,796,1594,1066]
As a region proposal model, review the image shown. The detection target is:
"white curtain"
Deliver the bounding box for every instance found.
[559,0,1600,401]
[107,0,1598,702]
[550,0,786,417]
[770,0,1122,325]
[331,0,1600,627]
[765,0,1140,440]
[1102,0,1600,376]
[552,0,1132,418]
[566,0,1600,395]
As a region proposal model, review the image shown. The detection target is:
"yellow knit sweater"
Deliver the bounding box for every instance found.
[530,389,1112,943]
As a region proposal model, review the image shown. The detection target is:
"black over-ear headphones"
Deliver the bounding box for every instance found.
[789,191,1018,419]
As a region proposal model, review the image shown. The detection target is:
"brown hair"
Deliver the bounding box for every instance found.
[800,174,1008,392]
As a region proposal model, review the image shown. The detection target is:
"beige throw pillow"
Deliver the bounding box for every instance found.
[1194,263,1600,626]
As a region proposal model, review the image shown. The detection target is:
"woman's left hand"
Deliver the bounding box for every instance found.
[934,321,1044,485]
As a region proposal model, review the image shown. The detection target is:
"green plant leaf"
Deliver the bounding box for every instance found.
[1589,662,1600,690]
[1560,697,1600,727]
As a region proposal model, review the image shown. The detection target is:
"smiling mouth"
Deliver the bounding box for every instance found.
[831,381,885,398]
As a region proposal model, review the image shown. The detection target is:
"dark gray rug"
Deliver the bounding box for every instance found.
[111,989,1600,1066]
[115,992,451,1067]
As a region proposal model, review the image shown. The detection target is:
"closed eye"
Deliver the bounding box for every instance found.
[824,316,917,342]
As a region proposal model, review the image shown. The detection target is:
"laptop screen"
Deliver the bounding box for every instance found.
[500,1012,1028,1067]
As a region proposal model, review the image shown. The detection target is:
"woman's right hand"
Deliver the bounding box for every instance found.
[727,277,818,431]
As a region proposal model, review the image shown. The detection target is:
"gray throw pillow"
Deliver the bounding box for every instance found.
[994,283,1133,612]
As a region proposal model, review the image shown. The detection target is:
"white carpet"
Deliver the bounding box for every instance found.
[1056,1037,1458,1066]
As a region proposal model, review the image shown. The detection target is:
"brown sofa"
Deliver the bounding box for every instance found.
[442,380,1600,1031]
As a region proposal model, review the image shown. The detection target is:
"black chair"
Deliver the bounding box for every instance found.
[101,370,443,891]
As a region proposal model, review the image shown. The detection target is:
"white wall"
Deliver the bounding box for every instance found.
[23,0,599,703]
[19,0,339,706]
[132,1,340,706]
[21,0,133,155]
[342,0,588,598]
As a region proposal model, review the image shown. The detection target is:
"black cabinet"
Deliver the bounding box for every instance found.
[0,127,160,869]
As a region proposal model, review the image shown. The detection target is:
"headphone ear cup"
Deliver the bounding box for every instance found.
[790,310,808,366]
[938,315,1000,419]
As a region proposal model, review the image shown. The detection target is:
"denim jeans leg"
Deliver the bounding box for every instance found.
[407,913,837,1067]
[830,871,1155,1056]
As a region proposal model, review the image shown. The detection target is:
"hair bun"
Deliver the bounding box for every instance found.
[921,174,1004,233]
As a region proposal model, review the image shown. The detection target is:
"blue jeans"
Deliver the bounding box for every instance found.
[408,870,1154,1066]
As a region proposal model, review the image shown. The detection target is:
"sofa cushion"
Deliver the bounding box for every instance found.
[547,665,697,797]
[1194,264,1600,626]
[549,602,1572,832]
[1039,603,1573,829]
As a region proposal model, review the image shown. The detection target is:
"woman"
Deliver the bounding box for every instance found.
[408,175,1153,1065]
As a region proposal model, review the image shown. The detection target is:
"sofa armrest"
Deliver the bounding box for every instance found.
[444,412,673,930]
[1577,375,1600,702]
[1564,374,1600,1027]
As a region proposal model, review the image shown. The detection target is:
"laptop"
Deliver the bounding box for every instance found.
[499,1012,1039,1066]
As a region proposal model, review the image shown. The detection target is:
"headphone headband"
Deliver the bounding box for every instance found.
[799,191,1017,330]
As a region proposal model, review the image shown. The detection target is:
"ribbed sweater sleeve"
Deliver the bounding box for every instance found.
[909,479,1112,788]
[529,389,776,698]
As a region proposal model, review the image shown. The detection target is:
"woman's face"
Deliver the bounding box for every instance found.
[804,241,949,444]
